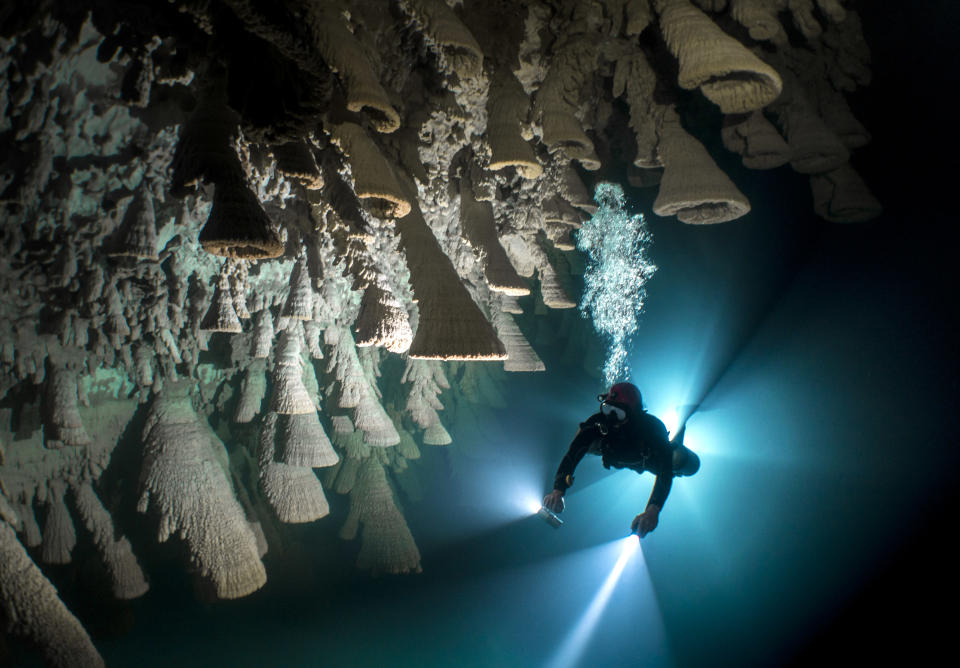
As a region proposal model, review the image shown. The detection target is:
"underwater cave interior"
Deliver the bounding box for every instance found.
[1,1,957,666]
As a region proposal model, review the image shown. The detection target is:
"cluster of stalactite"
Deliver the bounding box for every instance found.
[1,0,877,664]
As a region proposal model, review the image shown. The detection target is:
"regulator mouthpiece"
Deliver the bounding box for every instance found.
[537,506,564,528]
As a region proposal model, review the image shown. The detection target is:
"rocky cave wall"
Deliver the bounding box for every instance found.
[0,1,877,665]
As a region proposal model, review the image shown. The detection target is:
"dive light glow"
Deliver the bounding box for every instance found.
[547,536,643,668]
[662,407,680,437]
[526,497,544,515]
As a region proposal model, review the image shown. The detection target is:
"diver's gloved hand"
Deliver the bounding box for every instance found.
[542,489,565,513]
[631,504,660,537]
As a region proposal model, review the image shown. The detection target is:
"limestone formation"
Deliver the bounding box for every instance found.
[653,107,752,224]
[73,481,149,600]
[810,163,882,223]
[271,330,317,416]
[305,4,400,134]
[258,413,331,524]
[0,520,106,668]
[653,0,783,113]
[342,457,422,576]
[138,388,267,599]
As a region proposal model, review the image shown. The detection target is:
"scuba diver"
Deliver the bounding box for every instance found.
[542,382,700,537]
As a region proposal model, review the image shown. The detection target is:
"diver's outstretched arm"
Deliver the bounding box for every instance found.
[552,422,599,491]
[543,420,600,512]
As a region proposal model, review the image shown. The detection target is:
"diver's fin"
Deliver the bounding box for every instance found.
[670,424,686,447]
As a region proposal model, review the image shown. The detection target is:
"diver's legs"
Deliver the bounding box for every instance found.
[672,444,701,477]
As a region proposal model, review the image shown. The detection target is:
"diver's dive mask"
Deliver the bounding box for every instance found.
[600,401,627,422]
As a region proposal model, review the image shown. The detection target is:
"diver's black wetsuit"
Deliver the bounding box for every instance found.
[553,411,674,509]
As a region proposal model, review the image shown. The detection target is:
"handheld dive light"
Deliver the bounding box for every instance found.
[537,505,564,528]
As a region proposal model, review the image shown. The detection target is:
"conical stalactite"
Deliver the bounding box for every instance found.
[330,427,371,496]
[533,37,600,169]
[422,420,452,446]
[228,259,252,320]
[354,282,414,354]
[303,4,400,134]
[0,520,106,668]
[282,255,314,321]
[170,84,243,196]
[653,0,782,113]
[13,498,43,548]
[72,481,149,600]
[614,48,662,170]
[807,72,872,150]
[810,163,882,223]
[271,141,324,189]
[653,106,752,224]
[353,348,401,448]
[270,329,317,416]
[486,68,542,179]
[108,189,158,260]
[352,383,402,448]
[721,111,792,170]
[43,364,92,449]
[536,259,577,309]
[491,305,545,373]
[330,122,411,219]
[764,64,851,175]
[102,282,130,351]
[303,319,326,359]
[343,456,421,576]
[40,481,76,565]
[200,267,243,333]
[199,176,285,260]
[316,163,377,241]
[258,413,331,524]
[820,10,872,92]
[459,172,530,297]
[392,189,507,360]
[325,327,400,447]
[327,326,370,410]
[400,358,452,446]
[397,0,484,81]
[395,424,422,462]
[729,0,787,44]
[234,359,267,424]
[401,359,448,428]
[278,411,339,469]
[543,222,576,252]
[558,165,596,216]
[251,309,274,359]
[138,387,267,599]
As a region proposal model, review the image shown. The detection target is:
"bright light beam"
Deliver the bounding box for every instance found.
[547,536,642,668]
[661,407,680,437]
